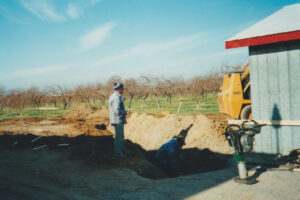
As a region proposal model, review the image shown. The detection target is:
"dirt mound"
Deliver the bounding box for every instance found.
[65,103,110,121]
[65,103,97,119]
[125,113,230,153]
[0,117,112,137]
[86,108,109,119]
[69,119,111,136]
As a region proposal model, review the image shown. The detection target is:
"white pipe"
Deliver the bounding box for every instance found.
[237,162,248,179]
[228,120,300,126]
[57,144,69,147]
[32,145,47,151]
[31,136,42,143]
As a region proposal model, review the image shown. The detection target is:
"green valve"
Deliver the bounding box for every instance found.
[234,153,245,162]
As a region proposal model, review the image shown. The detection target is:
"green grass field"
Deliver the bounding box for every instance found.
[123,94,219,115]
[0,106,67,120]
[0,94,219,120]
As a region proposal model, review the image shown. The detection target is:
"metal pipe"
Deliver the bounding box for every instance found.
[237,162,248,179]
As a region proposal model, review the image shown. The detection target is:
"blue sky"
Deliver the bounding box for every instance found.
[0,0,299,89]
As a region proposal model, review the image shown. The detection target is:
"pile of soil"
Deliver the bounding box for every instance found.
[125,113,230,154]
[65,103,98,119]
[86,108,109,119]
[0,117,111,137]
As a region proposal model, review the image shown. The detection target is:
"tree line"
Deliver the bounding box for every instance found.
[0,64,240,113]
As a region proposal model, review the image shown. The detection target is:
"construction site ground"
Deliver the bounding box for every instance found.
[0,104,299,200]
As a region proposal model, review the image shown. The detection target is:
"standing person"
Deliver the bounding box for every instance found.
[109,82,130,158]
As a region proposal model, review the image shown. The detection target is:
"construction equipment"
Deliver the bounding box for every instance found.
[217,62,251,119]
[223,120,266,184]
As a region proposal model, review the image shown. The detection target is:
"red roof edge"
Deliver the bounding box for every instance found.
[225,30,300,49]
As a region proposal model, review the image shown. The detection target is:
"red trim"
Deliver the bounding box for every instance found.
[225,30,300,49]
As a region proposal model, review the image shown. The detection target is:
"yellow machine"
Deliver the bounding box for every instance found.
[217,62,252,119]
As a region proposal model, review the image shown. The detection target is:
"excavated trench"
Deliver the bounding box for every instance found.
[0,133,231,180]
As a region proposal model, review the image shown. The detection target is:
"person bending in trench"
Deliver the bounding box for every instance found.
[109,82,130,158]
[156,135,186,177]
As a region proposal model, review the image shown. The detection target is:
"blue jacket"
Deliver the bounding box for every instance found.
[156,138,181,171]
[109,91,127,125]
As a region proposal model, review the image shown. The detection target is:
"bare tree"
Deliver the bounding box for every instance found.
[161,78,176,105]
[123,78,139,108]
[49,85,73,110]
[74,84,94,103]
[95,83,109,106]
[153,77,166,108]
[0,86,9,112]
[136,76,150,106]
[189,76,206,109]
[0,62,236,114]
[7,90,27,115]
[44,86,59,107]
[26,87,45,108]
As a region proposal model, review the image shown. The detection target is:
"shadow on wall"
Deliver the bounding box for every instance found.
[271,104,282,154]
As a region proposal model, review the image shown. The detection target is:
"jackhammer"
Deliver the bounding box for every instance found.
[223,120,266,184]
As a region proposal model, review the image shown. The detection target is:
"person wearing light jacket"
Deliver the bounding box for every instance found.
[109,82,130,158]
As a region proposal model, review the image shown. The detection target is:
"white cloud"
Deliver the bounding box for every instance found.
[89,0,102,6]
[67,3,82,19]
[20,0,66,22]
[66,0,101,20]
[95,32,210,66]
[8,65,67,78]
[79,21,117,52]
[20,0,101,22]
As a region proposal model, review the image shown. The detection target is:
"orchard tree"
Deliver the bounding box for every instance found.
[123,78,139,108]
[162,78,176,105]
[189,76,206,109]
[136,76,150,106]
[50,85,73,110]
[95,83,109,105]
[74,84,94,103]
[44,86,59,107]
[26,87,45,108]
[0,85,9,112]
[7,90,27,115]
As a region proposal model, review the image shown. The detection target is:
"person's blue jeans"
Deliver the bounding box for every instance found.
[114,124,125,156]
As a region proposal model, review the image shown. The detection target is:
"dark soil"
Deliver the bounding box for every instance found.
[0,133,231,180]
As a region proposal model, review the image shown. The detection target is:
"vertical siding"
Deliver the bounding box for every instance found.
[250,40,300,155]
